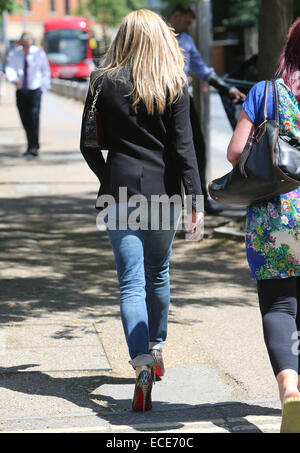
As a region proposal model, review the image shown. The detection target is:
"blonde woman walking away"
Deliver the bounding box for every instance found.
[80,9,202,412]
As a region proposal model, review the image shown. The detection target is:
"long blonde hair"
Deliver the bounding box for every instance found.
[92,9,187,115]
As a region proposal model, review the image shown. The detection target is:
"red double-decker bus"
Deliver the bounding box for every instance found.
[44,17,94,79]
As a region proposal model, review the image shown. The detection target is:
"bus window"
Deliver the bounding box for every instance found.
[45,29,88,64]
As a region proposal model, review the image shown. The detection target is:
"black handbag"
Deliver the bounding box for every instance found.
[208,80,300,207]
[81,74,105,150]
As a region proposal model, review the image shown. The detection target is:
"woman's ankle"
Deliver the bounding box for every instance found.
[277,369,300,405]
[282,385,300,403]
[135,365,150,378]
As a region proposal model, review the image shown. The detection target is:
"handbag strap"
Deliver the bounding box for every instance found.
[254,81,271,142]
[89,75,105,114]
[261,79,280,126]
[240,80,275,175]
[271,79,280,125]
[262,80,270,121]
[90,73,104,95]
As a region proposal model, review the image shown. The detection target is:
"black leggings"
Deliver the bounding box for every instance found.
[257,277,300,377]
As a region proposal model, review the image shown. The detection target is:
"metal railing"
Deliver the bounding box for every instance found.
[50,78,89,103]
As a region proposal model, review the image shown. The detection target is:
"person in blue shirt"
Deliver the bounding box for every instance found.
[168,5,245,214]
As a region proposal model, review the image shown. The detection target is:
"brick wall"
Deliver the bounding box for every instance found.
[6,0,85,42]
[8,0,82,23]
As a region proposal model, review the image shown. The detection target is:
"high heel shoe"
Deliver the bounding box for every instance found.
[149,349,165,383]
[132,369,153,412]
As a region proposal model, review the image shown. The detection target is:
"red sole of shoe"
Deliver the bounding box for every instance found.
[134,388,144,411]
[133,389,151,412]
[152,363,163,378]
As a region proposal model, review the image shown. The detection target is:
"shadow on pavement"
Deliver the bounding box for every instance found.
[0,147,85,164]
[0,365,280,433]
[0,193,256,326]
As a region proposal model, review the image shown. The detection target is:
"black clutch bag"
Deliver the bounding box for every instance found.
[80,73,107,184]
[208,80,300,207]
[81,74,105,150]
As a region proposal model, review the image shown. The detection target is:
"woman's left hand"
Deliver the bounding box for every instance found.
[186,209,204,240]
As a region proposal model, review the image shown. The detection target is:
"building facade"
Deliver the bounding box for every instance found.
[6,0,84,44]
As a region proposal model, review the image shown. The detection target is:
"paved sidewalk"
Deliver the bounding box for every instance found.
[0,82,282,434]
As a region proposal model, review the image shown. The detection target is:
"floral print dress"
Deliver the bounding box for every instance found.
[243,78,300,280]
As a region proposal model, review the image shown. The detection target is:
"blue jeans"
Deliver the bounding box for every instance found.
[106,203,181,368]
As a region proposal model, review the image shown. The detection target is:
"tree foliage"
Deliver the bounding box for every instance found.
[258,0,293,79]
[162,0,260,27]
[77,0,147,27]
[0,0,21,14]
[161,0,189,19]
[212,0,259,27]
[225,0,260,25]
[294,1,300,17]
[213,0,299,28]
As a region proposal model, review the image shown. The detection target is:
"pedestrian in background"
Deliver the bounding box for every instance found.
[168,5,245,214]
[80,9,202,412]
[0,51,6,102]
[227,18,300,433]
[6,32,50,157]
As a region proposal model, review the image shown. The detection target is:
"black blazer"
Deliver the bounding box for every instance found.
[80,70,202,209]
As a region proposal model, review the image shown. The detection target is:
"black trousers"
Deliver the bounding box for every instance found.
[189,96,207,199]
[257,277,300,377]
[16,88,42,150]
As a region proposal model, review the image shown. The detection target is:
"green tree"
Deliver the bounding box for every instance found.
[294,1,300,17]
[78,0,147,27]
[224,0,259,25]
[258,0,293,79]
[76,0,147,49]
[0,0,20,14]
[212,0,296,79]
[212,0,259,28]
[162,0,188,19]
